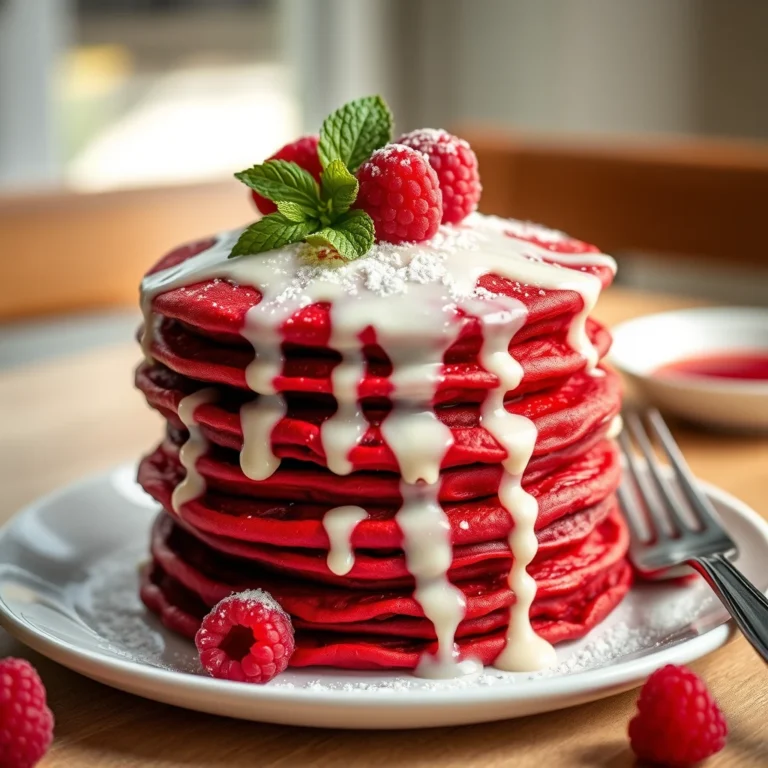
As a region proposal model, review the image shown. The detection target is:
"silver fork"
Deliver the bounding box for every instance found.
[617,408,768,663]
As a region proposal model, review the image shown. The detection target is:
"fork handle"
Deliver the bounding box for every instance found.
[690,554,768,664]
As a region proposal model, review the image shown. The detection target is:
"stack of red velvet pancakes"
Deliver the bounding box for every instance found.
[136,212,630,676]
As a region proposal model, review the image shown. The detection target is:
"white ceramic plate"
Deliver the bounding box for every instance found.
[1,464,766,730]
[610,307,768,431]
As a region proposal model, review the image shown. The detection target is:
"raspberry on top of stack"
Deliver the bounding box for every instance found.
[136,95,628,683]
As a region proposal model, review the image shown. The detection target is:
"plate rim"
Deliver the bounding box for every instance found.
[0,463,764,711]
[609,306,768,396]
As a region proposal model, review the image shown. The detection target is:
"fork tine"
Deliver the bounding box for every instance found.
[646,409,726,532]
[625,411,693,535]
[617,424,670,541]
[616,477,648,542]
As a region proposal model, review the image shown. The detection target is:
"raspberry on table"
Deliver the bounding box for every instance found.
[629,664,727,767]
[251,135,323,215]
[195,589,295,684]
[396,129,481,225]
[0,658,54,768]
[355,144,443,245]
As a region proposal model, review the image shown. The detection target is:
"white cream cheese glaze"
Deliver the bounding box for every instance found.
[141,213,616,676]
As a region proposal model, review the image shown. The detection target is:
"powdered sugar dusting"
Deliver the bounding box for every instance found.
[399,128,467,155]
[269,224,491,304]
[369,143,425,166]
[253,214,607,308]
[541,585,719,678]
[85,550,204,674]
[215,587,286,617]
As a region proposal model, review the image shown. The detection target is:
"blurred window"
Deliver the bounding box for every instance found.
[0,0,299,191]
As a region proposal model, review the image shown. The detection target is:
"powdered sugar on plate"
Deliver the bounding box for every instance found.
[82,550,204,675]
[78,545,725,693]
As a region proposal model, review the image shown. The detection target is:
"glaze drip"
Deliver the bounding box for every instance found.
[464,296,558,670]
[322,505,368,576]
[171,388,218,513]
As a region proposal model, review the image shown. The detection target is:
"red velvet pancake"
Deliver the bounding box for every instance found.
[138,439,621,556]
[144,314,614,404]
[135,363,621,472]
[141,510,631,669]
[151,504,629,617]
[136,216,628,674]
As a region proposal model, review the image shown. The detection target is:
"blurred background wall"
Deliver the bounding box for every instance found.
[295,0,768,141]
[3,0,768,193]
[0,0,766,336]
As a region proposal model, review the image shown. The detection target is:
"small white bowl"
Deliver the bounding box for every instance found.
[610,307,768,431]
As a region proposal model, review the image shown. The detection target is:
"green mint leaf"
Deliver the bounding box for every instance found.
[320,159,359,216]
[229,213,318,258]
[318,95,393,172]
[234,159,320,211]
[276,200,314,222]
[305,209,374,260]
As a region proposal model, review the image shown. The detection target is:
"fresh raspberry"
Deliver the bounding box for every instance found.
[396,129,481,225]
[195,589,294,684]
[251,135,322,215]
[629,664,727,767]
[355,144,442,244]
[0,658,54,768]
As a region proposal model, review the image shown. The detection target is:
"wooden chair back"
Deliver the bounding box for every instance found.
[2,132,767,321]
[461,129,768,266]
[0,181,252,321]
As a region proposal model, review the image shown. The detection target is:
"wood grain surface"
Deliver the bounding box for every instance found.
[0,288,766,767]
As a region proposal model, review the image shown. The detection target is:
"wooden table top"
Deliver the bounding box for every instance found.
[1,287,766,767]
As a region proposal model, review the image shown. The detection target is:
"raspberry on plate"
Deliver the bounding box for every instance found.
[629,664,728,767]
[355,144,442,244]
[0,657,54,768]
[251,135,323,215]
[396,129,481,225]
[195,589,295,684]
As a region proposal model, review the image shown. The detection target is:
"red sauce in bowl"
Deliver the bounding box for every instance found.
[655,352,768,382]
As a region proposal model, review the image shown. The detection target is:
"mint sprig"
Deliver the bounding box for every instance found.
[276,200,314,223]
[318,95,393,173]
[235,160,319,212]
[320,159,359,217]
[230,94,392,260]
[230,214,317,258]
[305,210,374,261]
